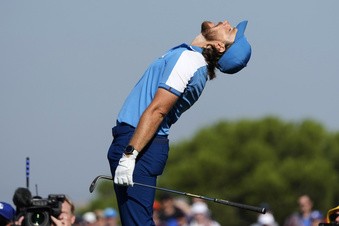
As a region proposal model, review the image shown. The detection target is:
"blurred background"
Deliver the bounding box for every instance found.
[1,0,338,225]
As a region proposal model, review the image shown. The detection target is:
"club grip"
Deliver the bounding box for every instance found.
[215,199,266,214]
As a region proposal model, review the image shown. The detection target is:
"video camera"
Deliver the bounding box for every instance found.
[13,187,66,226]
[23,194,65,226]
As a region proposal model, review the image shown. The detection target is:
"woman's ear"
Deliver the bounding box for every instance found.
[214,41,226,53]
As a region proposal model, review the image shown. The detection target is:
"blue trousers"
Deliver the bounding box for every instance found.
[107,123,169,226]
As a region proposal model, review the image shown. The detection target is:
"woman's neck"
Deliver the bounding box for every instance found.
[191,33,208,47]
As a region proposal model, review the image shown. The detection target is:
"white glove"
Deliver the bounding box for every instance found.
[114,151,138,186]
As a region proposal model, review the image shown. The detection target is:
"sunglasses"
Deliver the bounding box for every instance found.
[329,213,339,222]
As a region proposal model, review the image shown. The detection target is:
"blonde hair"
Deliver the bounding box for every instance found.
[64,196,75,215]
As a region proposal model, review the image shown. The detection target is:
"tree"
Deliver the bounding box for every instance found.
[79,180,117,214]
[158,116,339,225]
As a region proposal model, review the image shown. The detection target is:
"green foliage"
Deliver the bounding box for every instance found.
[87,116,339,226]
[159,116,339,225]
[78,180,118,214]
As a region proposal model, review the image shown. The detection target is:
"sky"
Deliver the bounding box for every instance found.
[1,0,338,207]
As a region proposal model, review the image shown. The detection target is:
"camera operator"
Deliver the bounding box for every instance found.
[50,196,75,226]
[14,196,75,226]
[12,187,75,226]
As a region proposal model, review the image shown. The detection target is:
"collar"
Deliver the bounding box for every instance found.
[169,43,203,53]
[190,45,203,53]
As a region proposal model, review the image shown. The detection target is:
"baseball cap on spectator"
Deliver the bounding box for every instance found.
[104,207,117,218]
[0,202,15,221]
[191,202,210,216]
[83,211,96,224]
[258,212,275,225]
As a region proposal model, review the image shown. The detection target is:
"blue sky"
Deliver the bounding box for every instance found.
[1,0,338,206]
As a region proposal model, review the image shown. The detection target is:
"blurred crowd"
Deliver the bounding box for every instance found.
[1,193,339,226]
[153,194,221,226]
[75,207,119,226]
[250,194,339,226]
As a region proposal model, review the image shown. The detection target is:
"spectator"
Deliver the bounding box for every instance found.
[158,194,186,226]
[188,201,220,226]
[83,211,97,225]
[74,214,85,226]
[326,205,339,224]
[174,197,192,218]
[175,210,189,226]
[50,196,76,226]
[310,210,323,226]
[0,201,15,226]
[104,207,119,226]
[251,212,279,226]
[153,200,163,226]
[94,209,105,226]
[283,195,322,226]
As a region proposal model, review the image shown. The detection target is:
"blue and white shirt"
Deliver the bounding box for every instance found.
[117,43,208,135]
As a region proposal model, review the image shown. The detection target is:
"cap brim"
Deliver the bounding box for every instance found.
[216,20,251,74]
[235,21,248,41]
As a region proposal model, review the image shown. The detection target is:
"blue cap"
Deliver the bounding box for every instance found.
[217,20,252,74]
[311,210,323,221]
[0,202,15,221]
[104,207,117,218]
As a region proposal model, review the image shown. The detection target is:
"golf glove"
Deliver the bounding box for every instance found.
[114,151,138,186]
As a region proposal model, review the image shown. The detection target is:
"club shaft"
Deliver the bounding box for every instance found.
[90,175,266,214]
[134,182,265,214]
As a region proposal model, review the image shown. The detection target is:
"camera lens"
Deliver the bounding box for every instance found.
[26,211,50,226]
[31,212,45,225]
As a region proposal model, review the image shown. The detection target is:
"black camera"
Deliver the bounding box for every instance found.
[22,194,65,226]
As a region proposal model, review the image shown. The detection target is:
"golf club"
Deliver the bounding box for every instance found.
[89,175,266,214]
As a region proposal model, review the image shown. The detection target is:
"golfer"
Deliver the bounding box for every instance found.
[107,19,252,225]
